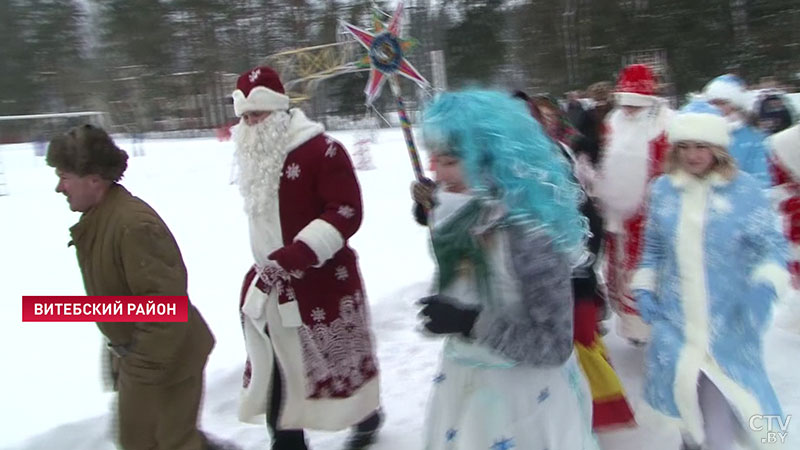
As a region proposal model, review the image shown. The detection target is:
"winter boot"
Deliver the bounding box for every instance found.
[680,432,703,450]
[680,443,703,450]
[271,430,308,450]
[343,409,384,450]
[203,432,242,450]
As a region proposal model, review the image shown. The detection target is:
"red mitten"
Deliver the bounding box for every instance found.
[254,262,290,294]
[268,241,319,274]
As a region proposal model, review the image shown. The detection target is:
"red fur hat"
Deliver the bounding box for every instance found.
[231,66,290,117]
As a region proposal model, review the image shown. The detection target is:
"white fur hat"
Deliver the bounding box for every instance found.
[231,66,290,117]
[614,64,658,107]
[668,100,730,148]
[702,74,747,110]
[769,124,800,164]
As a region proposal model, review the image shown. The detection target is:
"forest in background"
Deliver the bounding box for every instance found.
[1,0,798,135]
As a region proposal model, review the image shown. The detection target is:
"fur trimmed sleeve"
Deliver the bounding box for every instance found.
[297,139,363,264]
[317,140,362,235]
[745,178,790,328]
[471,227,574,367]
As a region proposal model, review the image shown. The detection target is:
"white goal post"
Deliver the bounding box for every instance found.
[0,111,111,196]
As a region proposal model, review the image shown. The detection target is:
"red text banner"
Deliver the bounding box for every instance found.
[22,296,189,322]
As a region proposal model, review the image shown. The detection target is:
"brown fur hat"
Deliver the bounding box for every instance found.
[587,81,613,103]
[46,124,128,182]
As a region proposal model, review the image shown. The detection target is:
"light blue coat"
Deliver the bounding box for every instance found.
[729,125,771,189]
[632,170,788,448]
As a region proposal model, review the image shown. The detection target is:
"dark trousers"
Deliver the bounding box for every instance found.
[267,360,307,450]
[267,358,382,450]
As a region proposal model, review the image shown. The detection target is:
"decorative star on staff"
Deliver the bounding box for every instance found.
[341,1,431,181]
[344,4,424,102]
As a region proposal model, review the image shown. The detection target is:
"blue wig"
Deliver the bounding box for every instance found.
[422,89,588,262]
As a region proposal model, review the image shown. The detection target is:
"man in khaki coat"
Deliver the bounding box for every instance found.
[46,124,216,450]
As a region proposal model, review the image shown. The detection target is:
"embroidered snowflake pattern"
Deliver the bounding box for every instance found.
[537,387,550,403]
[289,269,305,279]
[332,378,346,392]
[297,291,375,398]
[490,437,515,450]
[645,354,659,373]
[658,195,679,221]
[335,266,349,281]
[730,315,747,335]
[710,315,727,338]
[325,143,338,158]
[657,329,677,347]
[285,163,301,180]
[338,205,355,219]
[747,309,762,329]
[656,349,671,366]
[318,385,331,398]
[710,194,733,215]
[311,307,326,322]
[248,68,261,83]
[741,342,761,366]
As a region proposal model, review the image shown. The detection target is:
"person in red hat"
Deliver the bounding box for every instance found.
[231,66,382,450]
[595,64,674,346]
[768,124,800,333]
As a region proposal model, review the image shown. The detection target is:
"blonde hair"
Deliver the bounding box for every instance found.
[663,142,737,180]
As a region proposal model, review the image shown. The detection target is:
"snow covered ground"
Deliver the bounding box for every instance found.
[1,129,798,450]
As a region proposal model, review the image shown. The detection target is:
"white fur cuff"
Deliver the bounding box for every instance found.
[295,219,344,267]
[241,277,268,320]
[278,300,302,327]
[631,268,657,291]
[751,261,790,301]
[233,86,290,117]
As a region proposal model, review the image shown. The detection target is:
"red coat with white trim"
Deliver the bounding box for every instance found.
[276,134,371,331]
[769,124,800,288]
[598,105,672,344]
[237,113,379,430]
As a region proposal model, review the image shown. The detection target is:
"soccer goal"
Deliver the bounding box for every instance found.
[0,111,111,196]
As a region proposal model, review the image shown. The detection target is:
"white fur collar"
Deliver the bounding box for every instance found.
[669,170,729,189]
[727,118,745,132]
[432,191,474,229]
[771,124,800,179]
[284,109,325,153]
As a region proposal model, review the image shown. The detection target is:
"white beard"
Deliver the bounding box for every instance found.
[597,108,664,230]
[232,111,291,220]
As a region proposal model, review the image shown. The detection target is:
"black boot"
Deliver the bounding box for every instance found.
[680,444,703,450]
[203,432,242,450]
[679,435,703,450]
[271,430,308,450]
[343,409,384,450]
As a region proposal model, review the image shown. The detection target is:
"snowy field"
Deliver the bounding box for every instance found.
[1,128,799,450]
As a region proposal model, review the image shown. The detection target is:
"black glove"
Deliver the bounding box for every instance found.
[411,177,437,210]
[418,295,480,337]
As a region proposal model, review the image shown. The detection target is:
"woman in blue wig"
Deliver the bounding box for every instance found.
[416,89,599,450]
[632,100,787,450]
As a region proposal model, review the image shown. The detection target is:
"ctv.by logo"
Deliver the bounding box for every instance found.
[749,415,791,444]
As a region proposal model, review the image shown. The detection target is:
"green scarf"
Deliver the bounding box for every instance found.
[431,198,493,300]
